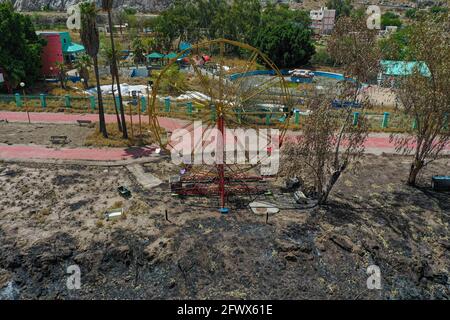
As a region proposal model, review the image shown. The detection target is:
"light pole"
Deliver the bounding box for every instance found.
[80,78,87,110]
[20,82,30,124]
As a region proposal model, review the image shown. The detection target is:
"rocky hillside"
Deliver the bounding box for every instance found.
[2,0,173,12]
[3,0,439,13]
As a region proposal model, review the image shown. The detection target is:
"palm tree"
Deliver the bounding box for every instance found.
[100,43,122,132]
[101,0,128,139]
[132,38,146,66]
[74,53,92,89]
[79,2,108,138]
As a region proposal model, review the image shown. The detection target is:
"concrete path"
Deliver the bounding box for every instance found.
[0,111,448,162]
[127,164,163,189]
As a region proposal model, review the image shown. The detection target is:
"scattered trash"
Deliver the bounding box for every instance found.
[50,135,69,145]
[117,186,131,198]
[76,119,93,127]
[432,176,450,191]
[165,209,171,222]
[249,201,279,215]
[219,208,229,214]
[155,147,161,154]
[105,208,124,221]
[293,190,308,204]
[169,175,182,193]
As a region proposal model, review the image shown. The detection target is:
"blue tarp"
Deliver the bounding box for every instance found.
[380,60,431,77]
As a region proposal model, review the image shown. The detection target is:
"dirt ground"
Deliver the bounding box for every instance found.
[0,154,449,299]
[0,122,94,147]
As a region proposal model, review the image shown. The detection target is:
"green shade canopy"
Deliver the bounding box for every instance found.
[147,52,164,59]
[64,42,85,54]
[165,52,178,59]
[380,60,430,77]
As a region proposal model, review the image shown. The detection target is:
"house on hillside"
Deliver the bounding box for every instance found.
[37,31,85,77]
[310,7,336,35]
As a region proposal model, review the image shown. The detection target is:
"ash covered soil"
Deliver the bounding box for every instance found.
[0,154,449,299]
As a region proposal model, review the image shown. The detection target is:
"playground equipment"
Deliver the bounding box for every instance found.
[148,39,293,212]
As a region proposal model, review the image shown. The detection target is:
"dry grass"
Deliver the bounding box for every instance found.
[84,121,163,148]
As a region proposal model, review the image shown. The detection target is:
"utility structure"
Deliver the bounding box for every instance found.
[149,39,293,212]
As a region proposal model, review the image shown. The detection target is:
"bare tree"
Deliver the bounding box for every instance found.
[102,0,128,139]
[391,13,450,186]
[281,16,379,204]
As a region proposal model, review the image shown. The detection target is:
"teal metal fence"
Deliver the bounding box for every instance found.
[1,94,448,132]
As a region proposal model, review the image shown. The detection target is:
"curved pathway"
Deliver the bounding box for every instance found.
[0,111,448,162]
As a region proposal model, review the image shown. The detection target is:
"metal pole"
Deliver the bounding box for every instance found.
[138,93,142,138]
[23,88,30,124]
[217,113,225,210]
[129,102,134,140]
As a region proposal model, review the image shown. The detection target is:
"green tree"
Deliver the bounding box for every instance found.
[379,27,412,60]
[74,53,92,89]
[381,11,402,29]
[430,6,449,15]
[131,38,146,65]
[326,0,353,19]
[253,5,315,68]
[223,0,261,43]
[0,2,45,89]
[80,2,108,138]
[310,47,334,66]
[114,9,128,35]
[405,8,418,19]
[154,0,192,49]
[159,64,187,95]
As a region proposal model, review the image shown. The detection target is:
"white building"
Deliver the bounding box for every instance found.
[310,7,336,35]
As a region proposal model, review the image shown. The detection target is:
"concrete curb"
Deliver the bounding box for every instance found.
[0,154,168,167]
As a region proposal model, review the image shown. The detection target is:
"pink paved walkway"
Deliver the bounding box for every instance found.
[0,111,448,161]
[0,144,157,161]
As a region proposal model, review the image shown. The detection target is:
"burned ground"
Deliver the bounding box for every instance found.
[0,155,449,299]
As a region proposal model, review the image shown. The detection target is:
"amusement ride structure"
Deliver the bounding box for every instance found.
[148,39,293,212]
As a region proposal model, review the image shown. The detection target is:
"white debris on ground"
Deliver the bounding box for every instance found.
[249,201,280,215]
[85,83,149,96]
[105,208,124,221]
[170,91,211,102]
